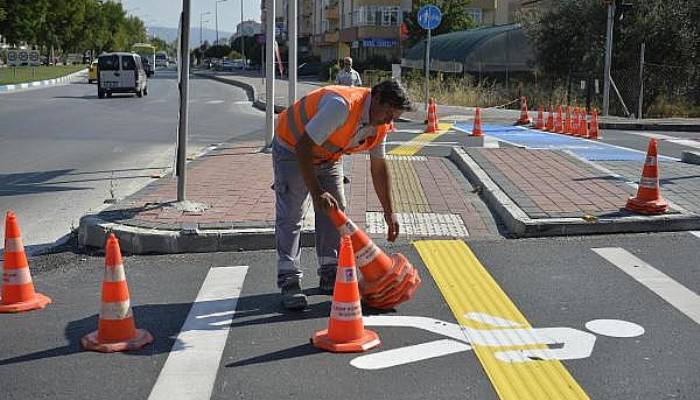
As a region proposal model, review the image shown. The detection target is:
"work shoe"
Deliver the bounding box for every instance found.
[318,273,336,295]
[281,281,308,310]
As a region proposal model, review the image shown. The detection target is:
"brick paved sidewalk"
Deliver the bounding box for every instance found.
[79,139,501,253]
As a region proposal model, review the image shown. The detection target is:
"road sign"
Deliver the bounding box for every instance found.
[29,50,40,66]
[7,50,18,66]
[18,50,29,65]
[417,5,442,30]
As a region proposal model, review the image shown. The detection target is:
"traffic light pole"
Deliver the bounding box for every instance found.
[602,1,615,116]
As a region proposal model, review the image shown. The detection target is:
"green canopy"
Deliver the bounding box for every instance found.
[402,24,535,74]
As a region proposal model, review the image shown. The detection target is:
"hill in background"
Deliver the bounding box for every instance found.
[148,26,234,49]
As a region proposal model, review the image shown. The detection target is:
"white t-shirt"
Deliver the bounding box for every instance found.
[305,93,385,159]
[335,69,362,86]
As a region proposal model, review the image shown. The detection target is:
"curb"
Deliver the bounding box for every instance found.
[598,122,700,132]
[681,150,700,165]
[0,68,87,93]
[78,214,315,254]
[449,147,700,237]
[199,73,287,113]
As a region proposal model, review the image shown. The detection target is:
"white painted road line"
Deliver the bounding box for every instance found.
[593,248,700,325]
[350,339,471,370]
[691,231,700,239]
[148,266,248,400]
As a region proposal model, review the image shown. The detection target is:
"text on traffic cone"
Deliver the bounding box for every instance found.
[311,236,381,353]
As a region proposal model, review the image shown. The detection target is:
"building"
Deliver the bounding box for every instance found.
[262,0,533,64]
[234,20,262,38]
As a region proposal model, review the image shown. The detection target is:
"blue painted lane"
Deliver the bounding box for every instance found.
[454,123,676,162]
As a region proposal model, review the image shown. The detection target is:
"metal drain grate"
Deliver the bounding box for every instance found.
[365,212,469,237]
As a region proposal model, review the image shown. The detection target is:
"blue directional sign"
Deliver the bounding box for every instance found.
[417,5,442,30]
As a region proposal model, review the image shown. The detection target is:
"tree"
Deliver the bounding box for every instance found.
[403,0,477,48]
[204,44,232,59]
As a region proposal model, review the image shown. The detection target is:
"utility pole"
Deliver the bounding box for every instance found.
[240,0,246,65]
[200,11,211,46]
[177,0,191,202]
[602,0,615,116]
[265,0,276,147]
[215,0,228,45]
[288,0,297,105]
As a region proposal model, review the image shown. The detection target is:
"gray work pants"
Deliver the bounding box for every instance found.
[272,139,346,288]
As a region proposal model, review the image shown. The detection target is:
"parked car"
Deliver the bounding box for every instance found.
[97,52,148,98]
[88,60,98,83]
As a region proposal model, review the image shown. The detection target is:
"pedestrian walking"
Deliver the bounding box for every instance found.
[335,56,362,87]
[272,80,412,310]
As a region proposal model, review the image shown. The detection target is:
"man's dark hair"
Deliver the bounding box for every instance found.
[371,79,413,111]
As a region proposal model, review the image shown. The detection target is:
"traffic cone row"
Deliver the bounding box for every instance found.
[425,98,439,133]
[1,211,152,352]
[327,208,421,310]
[534,103,600,140]
[312,236,381,353]
[625,139,669,215]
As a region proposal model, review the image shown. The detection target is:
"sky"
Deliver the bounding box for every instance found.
[119,0,261,30]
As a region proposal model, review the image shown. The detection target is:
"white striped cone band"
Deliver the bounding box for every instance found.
[639,176,658,189]
[355,242,381,268]
[645,156,657,166]
[100,300,133,320]
[330,300,362,321]
[337,267,357,283]
[338,220,358,237]
[4,237,24,253]
[2,267,32,285]
[103,265,126,282]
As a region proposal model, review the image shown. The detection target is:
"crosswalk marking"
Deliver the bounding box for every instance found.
[415,240,589,400]
[148,266,248,400]
[691,231,700,239]
[593,248,700,325]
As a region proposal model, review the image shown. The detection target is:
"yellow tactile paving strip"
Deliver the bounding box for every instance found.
[388,122,452,156]
[414,240,590,400]
[385,157,430,213]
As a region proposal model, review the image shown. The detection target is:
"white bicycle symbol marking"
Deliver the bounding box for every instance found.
[351,313,644,370]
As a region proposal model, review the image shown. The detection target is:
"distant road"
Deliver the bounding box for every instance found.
[0,68,265,251]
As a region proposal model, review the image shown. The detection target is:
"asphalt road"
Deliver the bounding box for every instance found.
[1,232,698,399]
[598,129,700,159]
[0,68,265,250]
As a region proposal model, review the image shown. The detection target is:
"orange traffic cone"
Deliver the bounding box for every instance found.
[625,139,669,215]
[580,109,589,138]
[0,212,51,313]
[545,105,554,131]
[535,105,544,129]
[564,106,572,135]
[425,98,439,133]
[554,105,563,133]
[589,108,600,140]
[327,208,421,309]
[81,233,153,352]
[516,96,530,125]
[471,107,483,137]
[572,107,580,137]
[312,236,381,353]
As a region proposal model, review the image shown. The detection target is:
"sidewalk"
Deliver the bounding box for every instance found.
[79,137,501,254]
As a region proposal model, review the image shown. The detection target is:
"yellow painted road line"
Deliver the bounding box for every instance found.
[414,240,590,400]
[388,125,451,156]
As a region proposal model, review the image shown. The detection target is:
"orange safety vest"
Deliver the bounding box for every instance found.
[276,85,390,163]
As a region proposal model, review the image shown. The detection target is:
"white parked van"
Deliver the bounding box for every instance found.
[97,52,148,99]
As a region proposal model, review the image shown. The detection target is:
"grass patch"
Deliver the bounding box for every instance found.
[0,65,85,85]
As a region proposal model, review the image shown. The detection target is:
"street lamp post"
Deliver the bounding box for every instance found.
[215,0,228,45]
[239,0,246,65]
[200,11,212,46]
